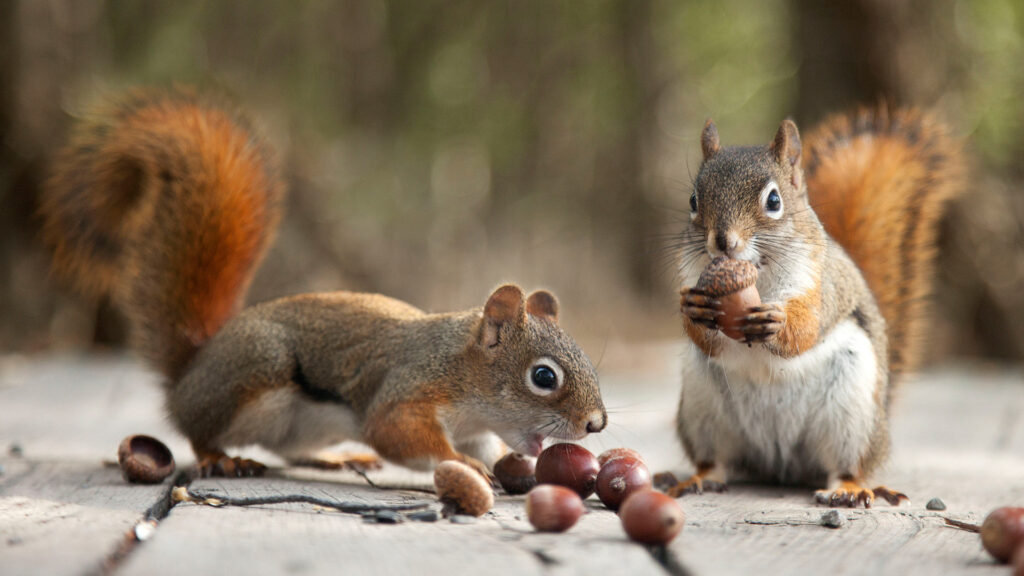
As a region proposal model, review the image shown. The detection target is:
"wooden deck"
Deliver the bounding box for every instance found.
[1,346,1022,575]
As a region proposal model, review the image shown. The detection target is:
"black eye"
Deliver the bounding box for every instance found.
[766,190,781,212]
[531,365,558,390]
[689,192,698,212]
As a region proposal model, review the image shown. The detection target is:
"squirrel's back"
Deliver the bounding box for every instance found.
[803,107,963,375]
[40,89,285,379]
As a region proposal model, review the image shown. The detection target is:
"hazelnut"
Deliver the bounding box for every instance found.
[117,434,175,484]
[597,447,645,468]
[696,256,761,341]
[494,452,537,495]
[433,460,494,517]
[619,490,685,545]
[525,484,585,532]
[981,507,1024,563]
[535,443,600,499]
[596,456,652,511]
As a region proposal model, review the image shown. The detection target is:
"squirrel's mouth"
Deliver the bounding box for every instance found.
[520,434,545,457]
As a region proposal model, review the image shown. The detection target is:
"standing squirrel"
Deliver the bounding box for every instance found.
[40,88,607,478]
[669,107,962,507]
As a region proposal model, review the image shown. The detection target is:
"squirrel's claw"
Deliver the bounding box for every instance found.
[740,302,785,342]
[680,287,724,330]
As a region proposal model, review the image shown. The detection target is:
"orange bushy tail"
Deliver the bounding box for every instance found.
[803,107,963,375]
[40,89,284,380]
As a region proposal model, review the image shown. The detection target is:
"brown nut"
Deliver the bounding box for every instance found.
[981,507,1024,563]
[596,456,652,511]
[117,434,176,484]
[535,443,600,499]
[1013,544,1024,576]
[525,484,585,532]
[597,447,645,468]
[619,489,685,545]
[696,256,760,341]
[433,460,494,517]
[494,452,537,495]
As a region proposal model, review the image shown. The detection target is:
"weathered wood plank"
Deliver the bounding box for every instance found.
[0,460,170,576]
[120,477,667,576]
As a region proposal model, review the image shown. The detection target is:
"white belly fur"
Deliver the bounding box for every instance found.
[216,387,363,459]
[679,319,878,483]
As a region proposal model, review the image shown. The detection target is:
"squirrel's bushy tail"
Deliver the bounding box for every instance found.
[40,89,284,380]
[803,107,963,375]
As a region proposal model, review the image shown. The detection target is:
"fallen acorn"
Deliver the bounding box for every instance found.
[597,447,645,468]
[494,452,537,495]
[117,434,176,484]
[619,489,685,545]
[596,455,652,511]
[525,484,585,533]
[433,460,493,517]
[535,443,600,499]
[981,507,1024,563]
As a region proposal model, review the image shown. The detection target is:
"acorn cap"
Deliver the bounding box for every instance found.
[696,256,758,296]
[117,434,176,484]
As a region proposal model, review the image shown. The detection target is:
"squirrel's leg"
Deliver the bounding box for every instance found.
[289,452,383,472]
[192,441,267,478]
[662,342,739,497]
[802,333,907,508]
[363,401,494,481]
[454,432,507,471]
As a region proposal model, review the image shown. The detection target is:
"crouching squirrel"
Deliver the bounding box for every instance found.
[40,88,607,478]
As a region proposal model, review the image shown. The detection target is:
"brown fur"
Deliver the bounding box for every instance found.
[40,88,283,379]
[803,107,964,374]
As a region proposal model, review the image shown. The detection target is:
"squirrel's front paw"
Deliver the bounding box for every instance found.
[680,287,724,330]
[740,302,786,343]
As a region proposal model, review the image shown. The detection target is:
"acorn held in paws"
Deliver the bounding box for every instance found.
[696,256,760,341]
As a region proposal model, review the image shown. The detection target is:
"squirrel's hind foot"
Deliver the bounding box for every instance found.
[196,454,268,478]
[814,478,908,508]
[657,464,728,498]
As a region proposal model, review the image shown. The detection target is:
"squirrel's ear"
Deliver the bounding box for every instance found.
[481,284,526,348]
[526,290,559,323]
[770,118,802,168]
[701,119,720,161]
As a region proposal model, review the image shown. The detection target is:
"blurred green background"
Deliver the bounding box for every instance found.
[2,0,1023,363]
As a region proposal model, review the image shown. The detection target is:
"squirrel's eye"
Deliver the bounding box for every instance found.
[689,192,698,213]
[532,366,557,389]
[525,358,564,396]
[760,181,783,219]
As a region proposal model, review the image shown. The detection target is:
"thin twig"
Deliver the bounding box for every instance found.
[173,486,430,514]
[943,517,981,533]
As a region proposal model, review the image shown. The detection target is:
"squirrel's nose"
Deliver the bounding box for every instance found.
[585,411,607,434]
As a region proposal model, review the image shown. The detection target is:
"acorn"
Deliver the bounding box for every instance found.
[525,484,585,533]
[433,460,494,517]
[596,456,652,511]
[494,452,537,495]
[696,256,760,341]
[535,443,600,499]
[117,434,176,484]
[981,507,1024,563]
[619,490,685,545]
[597,447,645,468]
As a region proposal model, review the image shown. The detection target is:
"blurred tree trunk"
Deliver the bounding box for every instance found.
[614,0,659,296]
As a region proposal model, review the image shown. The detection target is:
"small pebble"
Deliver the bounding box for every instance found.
[450,514,477,525]
[406,509,439,523]
[372,510,404,524]
[925,498,946,511]
[7,536,22,546]
[8,443,23,458]
[820,510,847,529]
